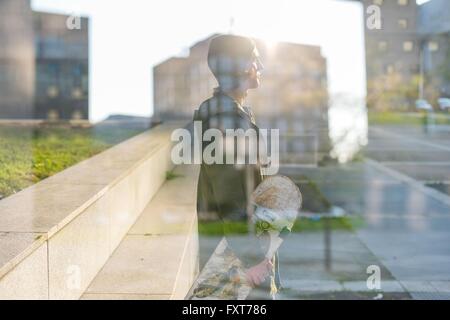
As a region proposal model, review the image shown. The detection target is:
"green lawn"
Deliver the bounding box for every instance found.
[369,111,450,126]
[0,124,146,199]
[198,216,358,236]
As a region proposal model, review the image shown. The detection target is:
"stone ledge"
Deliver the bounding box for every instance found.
[0,232,47,281]
[0,122,186,299]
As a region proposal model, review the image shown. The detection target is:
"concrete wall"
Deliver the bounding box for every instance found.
[0,123,193,299]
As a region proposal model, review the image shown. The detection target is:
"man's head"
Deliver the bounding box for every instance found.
[207,34,263,92]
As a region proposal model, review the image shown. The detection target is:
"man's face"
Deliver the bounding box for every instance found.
[246,48,263,89]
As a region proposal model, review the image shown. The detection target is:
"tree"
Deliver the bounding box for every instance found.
[367,71,420,112]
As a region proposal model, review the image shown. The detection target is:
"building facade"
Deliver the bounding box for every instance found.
[0,0,89,120]
[34,12,89,120]
[0,0,35,119]
[362,0,450,110]
[153,35,329,163]
[362,0,420,110]
[418,0,450,99]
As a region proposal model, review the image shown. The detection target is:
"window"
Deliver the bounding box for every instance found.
[47,85,59,98]
[71,87,83,99]
[386,64,395,74]
[398,0,408,5]
[398,19,408,29]
[47,109,59,120]
[403,41,414,52]
[71,110,83,120]
[72,65,82,77]
[428,41,439,52]
[378,41,388,52]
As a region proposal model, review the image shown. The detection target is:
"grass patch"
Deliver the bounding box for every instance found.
[165,170,184,181]
[198,221,250,236]
[291,216,354,233]
[198,216,357,236]
[368,111,450,126]
[0,124,145,199]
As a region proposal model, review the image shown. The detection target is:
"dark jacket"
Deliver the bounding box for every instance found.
[194,90,282,292]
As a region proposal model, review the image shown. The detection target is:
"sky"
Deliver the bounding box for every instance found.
[32,0,368,122]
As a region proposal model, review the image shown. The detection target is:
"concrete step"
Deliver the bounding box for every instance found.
[82,165,200,300]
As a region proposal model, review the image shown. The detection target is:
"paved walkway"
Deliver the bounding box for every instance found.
[281,161,450,299]
[367,125,450,186]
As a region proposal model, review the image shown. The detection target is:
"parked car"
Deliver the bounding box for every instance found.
[415,99,433,111]
[438,98,450,111]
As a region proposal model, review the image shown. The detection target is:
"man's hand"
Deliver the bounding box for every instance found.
[245,258,273,287]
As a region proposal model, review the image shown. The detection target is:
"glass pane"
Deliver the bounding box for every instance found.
[1,0,449,301]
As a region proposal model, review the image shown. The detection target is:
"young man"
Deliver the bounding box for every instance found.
[194,34,280,299]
